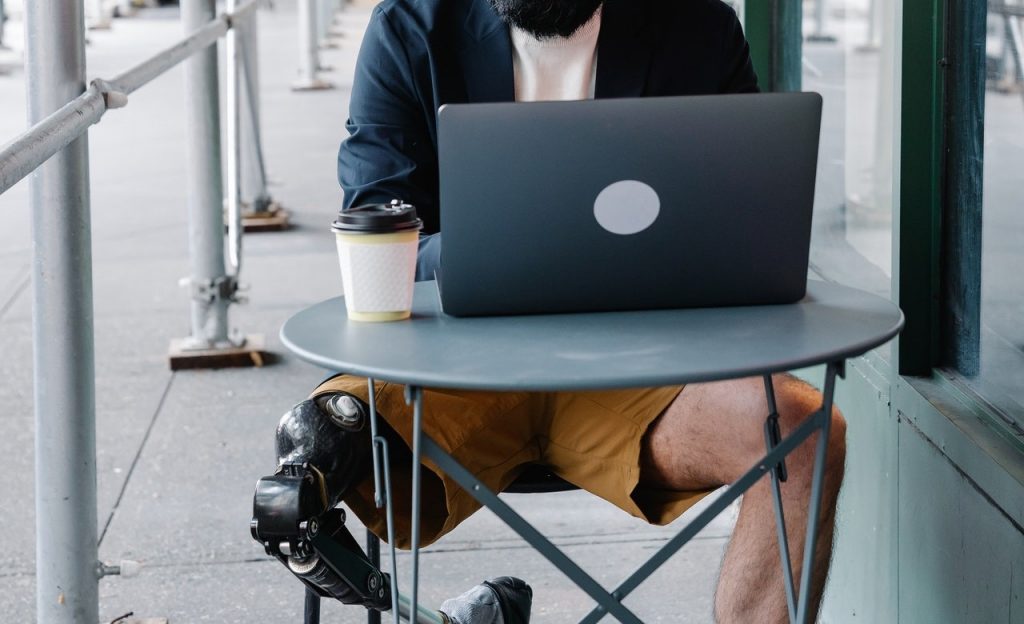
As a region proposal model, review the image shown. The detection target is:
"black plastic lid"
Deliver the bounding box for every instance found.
[331,200,423,234]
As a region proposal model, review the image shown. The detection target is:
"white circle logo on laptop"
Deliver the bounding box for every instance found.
[593,180,661,235]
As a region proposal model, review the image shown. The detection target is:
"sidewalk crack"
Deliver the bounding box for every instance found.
[98,373,176,547]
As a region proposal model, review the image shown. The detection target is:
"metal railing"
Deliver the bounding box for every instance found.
[0,1,282,621]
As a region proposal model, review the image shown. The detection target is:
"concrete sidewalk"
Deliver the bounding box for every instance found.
[0,2,731,622]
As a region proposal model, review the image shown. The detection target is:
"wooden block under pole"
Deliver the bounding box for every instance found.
[168,334,268,371]
[241,203,291,233]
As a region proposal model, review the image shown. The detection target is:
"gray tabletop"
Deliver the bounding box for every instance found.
[280,280,903,391]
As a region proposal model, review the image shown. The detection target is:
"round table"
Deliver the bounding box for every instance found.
[281,280,903,390]
[279,280,903,624]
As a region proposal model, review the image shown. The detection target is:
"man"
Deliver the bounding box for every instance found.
[279,1,846,621]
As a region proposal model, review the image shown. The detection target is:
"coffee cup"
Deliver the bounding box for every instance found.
[331,200,423,322]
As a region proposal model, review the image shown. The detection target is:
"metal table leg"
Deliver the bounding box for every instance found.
[406,386,425,624]
[762,361,841,622]
[763,373,797,623]
[367,378,402,624]
[386,363,841,623]
[421,436,644,623]
[578,363,843,623]
[794,361,841,624]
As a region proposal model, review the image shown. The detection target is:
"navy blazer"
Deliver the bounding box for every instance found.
[338,0,759,234]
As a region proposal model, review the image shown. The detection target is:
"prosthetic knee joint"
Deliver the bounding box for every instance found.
[250,392,390,609]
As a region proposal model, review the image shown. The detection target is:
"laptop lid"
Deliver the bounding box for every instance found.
[437,93,822,317]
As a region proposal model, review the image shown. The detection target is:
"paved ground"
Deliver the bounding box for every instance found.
[0,3,734,622]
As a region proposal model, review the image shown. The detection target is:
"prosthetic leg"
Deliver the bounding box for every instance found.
[250,392,392,609]
[250,389,533,623]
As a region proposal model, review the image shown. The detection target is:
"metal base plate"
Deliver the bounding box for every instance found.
[242,205,291,232]
[168,334,267,370]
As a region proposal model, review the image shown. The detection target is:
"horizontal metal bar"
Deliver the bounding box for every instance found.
[396,592,445,624]
[112,17,228,95]
[0,0,258,198]
[0,87,106,195]
[112,0,256,94]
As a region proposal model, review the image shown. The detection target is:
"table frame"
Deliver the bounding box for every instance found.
[361,360,844,624]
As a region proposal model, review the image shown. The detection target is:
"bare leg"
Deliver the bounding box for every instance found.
[639,374,846,624]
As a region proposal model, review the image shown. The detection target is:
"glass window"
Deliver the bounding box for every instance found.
[802,0,898,302]
[973,3,1024,427]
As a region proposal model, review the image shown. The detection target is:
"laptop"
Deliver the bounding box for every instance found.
[436,93,822,317]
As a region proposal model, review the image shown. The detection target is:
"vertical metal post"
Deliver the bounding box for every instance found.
[744,0,802,92]
[897,0,945,375]
[940,0,986,376]
[0,0,7,49]
[293,0,332,90]
[774,0,802,92]
[866,0,882,48]
[180,0,236,348]
[225,0,242,275]
[25,1,100,622]
[238,8,271,214]
[806,0,835,43]
[317,0,330,47]
[1004,13,1024,94]
[87,0,111,30]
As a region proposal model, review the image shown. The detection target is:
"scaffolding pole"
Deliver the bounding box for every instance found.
[239,8,269,213]
[238,7,290,230]
[181,0,232,348]
[171,0,264,369]
[87,0,112,30]
[293,0,333,90]
[25,0,100,622]
[0,0,7,49]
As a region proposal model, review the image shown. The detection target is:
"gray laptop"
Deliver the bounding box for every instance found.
[437,93,822,317]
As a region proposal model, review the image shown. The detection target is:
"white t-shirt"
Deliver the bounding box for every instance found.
[509,6,602,102]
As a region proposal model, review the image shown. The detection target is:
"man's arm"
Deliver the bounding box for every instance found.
[338,6,441,233]
[718,7,759,94]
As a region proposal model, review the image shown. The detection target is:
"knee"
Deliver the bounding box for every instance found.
[773,380,846,468]
[828,405,847,461]
[275,394,373,504]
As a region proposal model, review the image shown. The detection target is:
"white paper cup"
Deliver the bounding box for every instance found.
[332,201,423,322]
[335,230,420,321]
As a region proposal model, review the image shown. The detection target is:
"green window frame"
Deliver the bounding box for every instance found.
[744,0,1022,447]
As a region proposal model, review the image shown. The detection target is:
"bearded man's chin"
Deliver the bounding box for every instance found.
[487,0,603,39]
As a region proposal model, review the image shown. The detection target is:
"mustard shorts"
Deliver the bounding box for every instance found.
[312,375,713,549]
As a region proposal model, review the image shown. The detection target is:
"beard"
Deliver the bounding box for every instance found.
[487,0,603,39]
